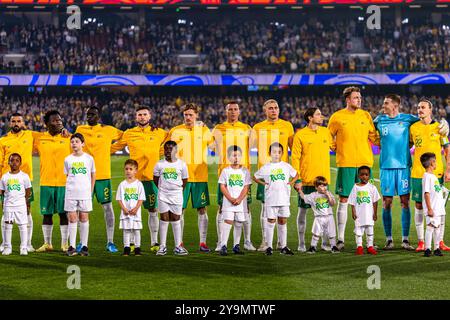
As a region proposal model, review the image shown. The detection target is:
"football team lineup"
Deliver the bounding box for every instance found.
[0,86,449,264]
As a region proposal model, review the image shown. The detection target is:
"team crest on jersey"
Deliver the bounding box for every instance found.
[270,168,285,182]
[7,178,21,192]
[315,198,330,210]
[356,190,371,205]
[71,162,87,175]
[124,187,138,201]
[228,174,244,187]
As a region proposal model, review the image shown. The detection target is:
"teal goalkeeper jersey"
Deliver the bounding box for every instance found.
[374,113,418,169]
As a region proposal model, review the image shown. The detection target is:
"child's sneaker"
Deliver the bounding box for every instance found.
[244,241,256,251]
[307,246,317,254]
[150,243,160,254]
[423,248,431,257]
[355,246,364,255]
[2,247,12,256]
[199,242,210,253]
[27,245,35,253]
[134,247,142,256]
[174,246,189,256]
[336,241,345,251]
[232,244,244,255]
[331,246,340,253]
[66,246,77,256]
[367,246,377,255]
[321,244,331,252]
[416,240,425,252]
[80,246,89,257]
[434,248,443,256]
[20,248,28,256]
[123,247,131,256]
[439,241,450,252]
[220,245,228,256]
[156,246,167,256]
[265,247,273,256]
[297,245,306,253]
[76,242,83,253]
[280,247,294,255]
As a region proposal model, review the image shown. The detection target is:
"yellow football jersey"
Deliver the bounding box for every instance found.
[410,121,449,179]
[252,119,294,169]
[33,132,71,187]
[0,130,41,181]
[166,124,214,182]
[76,124,123,180]
[110,126,167,181]
[327,108,378,168]
[291,126,333,186]
[211,121,252,175]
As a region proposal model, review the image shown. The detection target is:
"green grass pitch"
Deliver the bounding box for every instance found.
[0,155,449,300]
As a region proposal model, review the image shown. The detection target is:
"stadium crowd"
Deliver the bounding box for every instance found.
[0,18,448,74]
[0,93,448,134]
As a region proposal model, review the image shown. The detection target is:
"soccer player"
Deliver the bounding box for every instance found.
[218,145,252,256]
[298,176,339,254]
[116,159,146,256]
[254,142,298,256]
[211,102,255,252]
[0,113,41,253]
[410,99,450,252]
[76,106,123,253]
[166,103,214,252]
[64,133,96,257]
[421,153,446,257]
[111,106,168,252]
[374,94,449,250]
[328,86,378,251]
[0,153,32,256]
[252,99,294,252]
[34,110,72,253]
[292,107,333,252]
[153,141,189,256]
[348,166,381,255]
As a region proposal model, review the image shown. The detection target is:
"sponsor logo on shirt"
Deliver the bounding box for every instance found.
[71,162,87,175]
[124,187,139,201]
[356,190,371,205]
[228,174,244,187]
[6,178,21,192]
[270,168,285,182]
[315,197,330,210]
[434,181,442,193]
[163,168,178,180]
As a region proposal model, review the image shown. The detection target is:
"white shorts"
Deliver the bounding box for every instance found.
[354,225,374,237]
[3,208,27,225]
[312,215,336,238]
[158,200,182,215]
[64,199,93,212]
[426,215,443,228]
[120,218,143,230]
[222,211,246,222]
[265,206,290,219]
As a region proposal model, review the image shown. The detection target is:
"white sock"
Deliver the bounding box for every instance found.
[27,214,33,247]
[260,206,266,244]
[133,230,141,247]
[60,225,68,247]
[1,216,4,246]
[79,221,89,247]
[148,211,159,246]
[216,208,222,246]
[311,234,319,247]
[180,214,185,241]
[198,213,208,244]
[355,235,363,247]
[19,224,28,250]
[42,224,53,245]
[434,226,441,250]
[130,231,135,244]
[440,216,446,242]
[233,221,243,246]
[243,212,252,243]
[102,203,115,243]
[159,220,169,248]
[278,223,287,248]
[220,222,232,247]
[68,222,78,248]
[123,229,131,247]
[329,237,336,247]
[336,202,348,242]
[297,208,307,248]
[171,220,182,247]
[4,223,12,249]
[366,226,374,247]
[425,225,433,250]
[265,221,276,248]
[415,208,424,241]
